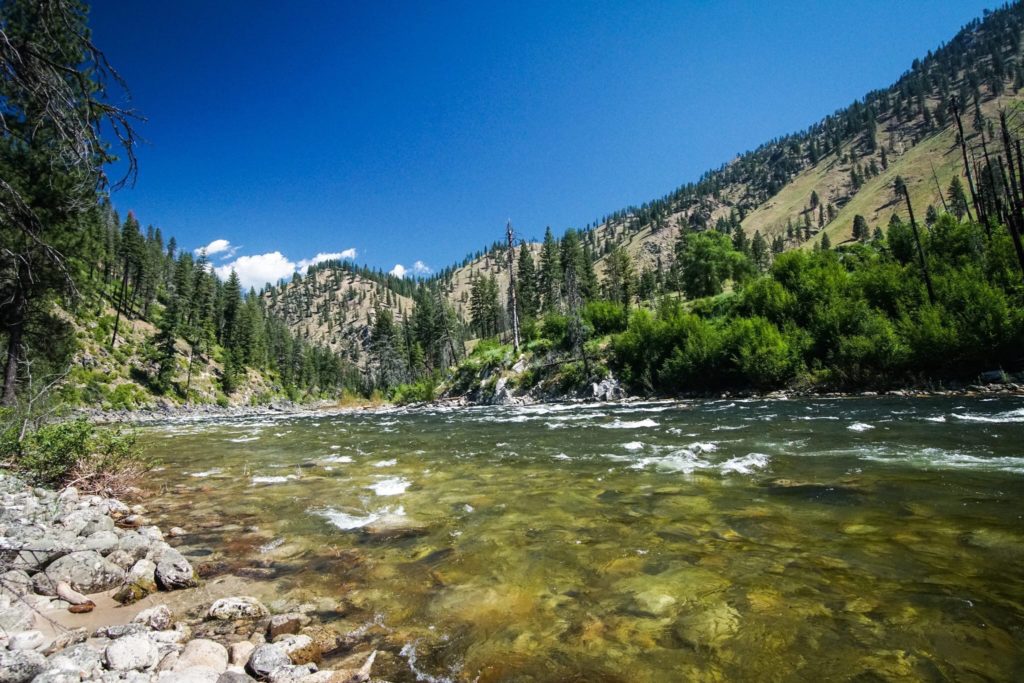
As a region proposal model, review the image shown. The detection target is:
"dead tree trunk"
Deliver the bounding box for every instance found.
[506,221,520,354]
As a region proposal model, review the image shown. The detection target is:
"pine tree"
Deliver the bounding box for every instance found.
[516,243,539,318]
[852,215,870,241]
[750,230,769,271]
[539,227,561,312]
[947,176,969,220]
[602,246,635,306]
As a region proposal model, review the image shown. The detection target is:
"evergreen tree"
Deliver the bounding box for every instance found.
[539,227,562,312]
[852,215,870,242]
[516,244,539,318]
[946,176,969,220]
[602,246,636,306]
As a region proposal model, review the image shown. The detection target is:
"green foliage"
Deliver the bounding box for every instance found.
[1,418,147,493]
[582,300,628,336]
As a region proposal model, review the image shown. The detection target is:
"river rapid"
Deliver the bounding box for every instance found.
[139,397,1024,682]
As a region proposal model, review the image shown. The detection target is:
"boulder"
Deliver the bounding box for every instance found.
[116,531,152,561]
[105,634,160,671]
[267,614,306,639]
[45,643,102,677]
[229,642,256,667]
[0,649,46,683]
[218,673,257,683]
[114,559,158,604]
[266,664,316,683]
[207,597,269,621]
[159,668,221,683]
[174,639,228,673]
[7,630,46,651]
[0,600,35,632]
[0,538,69,573]
[0,570,31,598]
[272,635,320,666]
[134,604,173,630]
[247,645,291,680]
[155,547,197,589]
[31,551,125,596]
[82,530,119,555]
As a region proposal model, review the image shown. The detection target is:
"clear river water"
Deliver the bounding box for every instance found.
[140,397,1024,682]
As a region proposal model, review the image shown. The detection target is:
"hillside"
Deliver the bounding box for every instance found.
[257,3,1024,369]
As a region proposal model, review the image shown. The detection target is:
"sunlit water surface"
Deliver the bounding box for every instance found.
[140,397,1024,682]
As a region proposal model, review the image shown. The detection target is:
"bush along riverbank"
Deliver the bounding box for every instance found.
[0,474,379,683]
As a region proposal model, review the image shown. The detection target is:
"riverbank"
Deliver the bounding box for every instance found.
[0,473,380,683]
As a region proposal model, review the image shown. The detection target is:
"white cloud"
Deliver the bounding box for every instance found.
[389,260,431,278]
[216,252,296,290]
[195,238,232,256]
[296,249,357,273]
[214,247,359,290]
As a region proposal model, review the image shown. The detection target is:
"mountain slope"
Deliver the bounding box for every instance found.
[264,3,1024,354]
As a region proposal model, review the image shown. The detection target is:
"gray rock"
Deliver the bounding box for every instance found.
[0,538,69,573]
[80,515,115,537]
[105,635,160,671]
[0,570,31,598]
[104,549,136,571]
[173,639,228,674]
[217,673,256,683]
[83,530,119,556]
[0,649,46,683]
[31,551,125,596]
[154,548,197,590]
[28,670,81,683]
[96,624,148,640]
[6,630,46,651]
[207,597,268,621]
[0,602,36,632]
[116,532,152,561]
[42,628,88,656]
[591,378,625,401]
[133,604,173,631]
[160,668,221,683]
[247,645,291,680]
[265,664,316,683]
[46,643,102,677]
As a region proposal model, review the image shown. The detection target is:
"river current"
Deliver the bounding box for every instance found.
[140,397,1024,682]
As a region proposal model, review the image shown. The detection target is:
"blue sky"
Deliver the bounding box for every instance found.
[91,1,996,288]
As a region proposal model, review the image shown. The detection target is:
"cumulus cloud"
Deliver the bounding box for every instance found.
[214,247,358,290]
[195,238,232,256]
[389,260,431,278]
[296,249,357,273]
[215,252,295,289]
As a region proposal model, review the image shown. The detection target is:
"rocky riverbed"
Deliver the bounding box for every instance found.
[0,475,380,683]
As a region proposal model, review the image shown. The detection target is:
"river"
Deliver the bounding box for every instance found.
[139,396,1024,682]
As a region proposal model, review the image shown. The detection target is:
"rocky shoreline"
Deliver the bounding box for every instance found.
[0,474,380,683]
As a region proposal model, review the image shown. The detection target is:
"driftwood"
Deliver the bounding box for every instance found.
[56,581,95,613]
[335,650,376,683]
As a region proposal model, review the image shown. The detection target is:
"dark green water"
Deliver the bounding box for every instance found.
[141,397,1024,682]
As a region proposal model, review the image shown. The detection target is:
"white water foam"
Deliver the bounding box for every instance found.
[719,453,771,474]
[952,408,1024,423]
[190,468,222,478]
[373,459,397,467]
[323,455,353,464]
[228,435,261,443]
[622,441,645,451]
[314,505,405,530]
[251,474,299,485]
[601,418,659,429]
[848,422,875,432]
[369,477,411,496]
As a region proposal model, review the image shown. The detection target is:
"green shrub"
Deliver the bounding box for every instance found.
[582,300,628,335]
[1,419,148,495]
